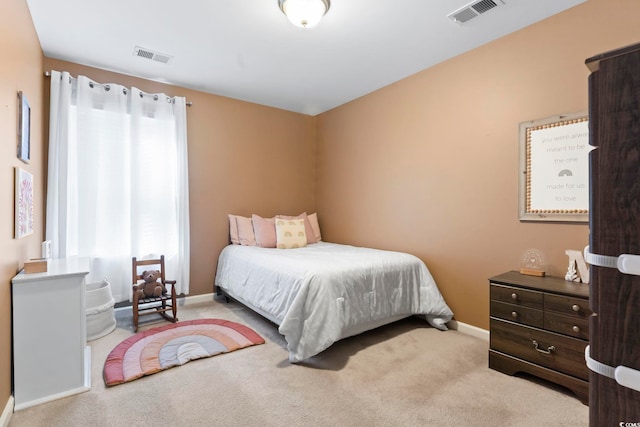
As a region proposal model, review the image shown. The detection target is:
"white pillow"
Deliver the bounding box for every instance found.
[275,219,307,249]
[276,212,317,244]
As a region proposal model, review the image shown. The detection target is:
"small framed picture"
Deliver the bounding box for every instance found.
[15,167,34,239]
[17,91,30,164]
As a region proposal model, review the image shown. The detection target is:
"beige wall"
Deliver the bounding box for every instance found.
[316,0,640,329]
[1,0,44,411]
[43,58,317,297]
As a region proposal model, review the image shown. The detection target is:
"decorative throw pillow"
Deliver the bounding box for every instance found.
[236,215,256,246]
[308,212,322,242]
[276,212,317,244]
[275,219,307,249]
[252,214,277,248]
[228,214,240,245]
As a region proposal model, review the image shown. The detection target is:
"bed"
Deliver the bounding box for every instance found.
[214,241,454,362]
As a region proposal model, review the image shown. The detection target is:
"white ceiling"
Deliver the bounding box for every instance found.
[26,0,586,116]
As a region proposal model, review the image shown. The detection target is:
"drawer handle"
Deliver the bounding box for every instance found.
[572,325,581,333]
[532,340,556,355]
[511,311,518,319]
[572,304,581,312]
[511,293,518,300]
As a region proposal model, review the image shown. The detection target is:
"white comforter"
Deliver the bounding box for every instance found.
[215,242,453,362]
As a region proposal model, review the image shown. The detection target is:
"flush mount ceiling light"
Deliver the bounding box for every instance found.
[278,0,330,28]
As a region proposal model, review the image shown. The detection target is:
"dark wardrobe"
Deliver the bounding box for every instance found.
[586,43,640,424]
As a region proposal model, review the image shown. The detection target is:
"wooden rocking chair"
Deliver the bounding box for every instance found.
[132,255,178,332]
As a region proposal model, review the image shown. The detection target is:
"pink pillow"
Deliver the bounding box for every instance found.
[228,214,240,245]
[236,215,256,246]
[276,212,317,244]
[308,212,322,242]
[252,214,277,248]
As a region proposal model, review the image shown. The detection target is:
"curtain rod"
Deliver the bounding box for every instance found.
[44,70,193,107]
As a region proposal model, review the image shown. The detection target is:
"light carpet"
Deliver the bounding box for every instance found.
[8,298,589,426]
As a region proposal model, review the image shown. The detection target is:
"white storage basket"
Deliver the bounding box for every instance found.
[85,279,116,341]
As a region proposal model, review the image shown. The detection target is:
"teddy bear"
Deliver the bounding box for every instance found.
[134,270,167,299]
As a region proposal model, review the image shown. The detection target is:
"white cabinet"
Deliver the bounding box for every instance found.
[11,258,91,410]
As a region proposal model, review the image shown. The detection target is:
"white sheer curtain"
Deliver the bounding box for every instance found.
[46,70,190,301]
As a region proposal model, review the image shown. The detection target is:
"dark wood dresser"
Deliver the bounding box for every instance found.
[488,271,590,405]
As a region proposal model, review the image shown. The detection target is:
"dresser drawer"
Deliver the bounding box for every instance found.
[544,294,590,318]
[490,318,588,381]
[490,300,543,328]
[490,284,543,309]
[544,312,589,340]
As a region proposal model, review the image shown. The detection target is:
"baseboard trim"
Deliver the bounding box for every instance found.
[1,396,13,427]
[180,293,215,306]
[448,320,489,341]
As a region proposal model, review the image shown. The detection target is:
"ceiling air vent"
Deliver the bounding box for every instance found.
[448,0,506,24]
[133,46,173,64]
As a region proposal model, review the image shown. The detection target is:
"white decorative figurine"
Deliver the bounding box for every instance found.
[565,249,590,284]
[565,259,578,281]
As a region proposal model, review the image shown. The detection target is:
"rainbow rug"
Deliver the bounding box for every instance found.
[103,319,264,386]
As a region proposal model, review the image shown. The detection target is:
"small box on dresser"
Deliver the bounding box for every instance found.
[488,271,590,405]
